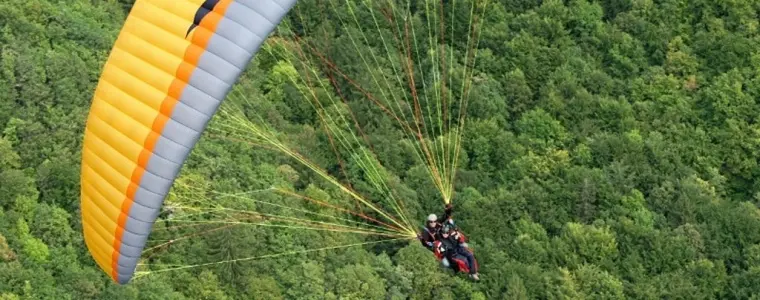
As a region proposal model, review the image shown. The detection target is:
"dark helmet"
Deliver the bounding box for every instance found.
[441,223,454,234]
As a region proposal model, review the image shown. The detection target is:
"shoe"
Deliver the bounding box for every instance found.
[470,273,479,280]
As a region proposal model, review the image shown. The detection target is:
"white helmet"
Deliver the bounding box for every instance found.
[427,214,437,222]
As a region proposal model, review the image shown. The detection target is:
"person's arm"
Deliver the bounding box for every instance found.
[439,204,453,223]
[419,238,429,248]
[418,230,435,251]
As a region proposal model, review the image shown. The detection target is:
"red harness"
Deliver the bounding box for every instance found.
[431,230,474,274]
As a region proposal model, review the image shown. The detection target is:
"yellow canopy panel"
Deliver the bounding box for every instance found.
[80,0,297,284]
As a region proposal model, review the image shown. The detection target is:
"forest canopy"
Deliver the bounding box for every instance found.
[2,0,760,299]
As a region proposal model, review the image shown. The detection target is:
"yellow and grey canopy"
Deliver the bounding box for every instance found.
[80,0,296,284]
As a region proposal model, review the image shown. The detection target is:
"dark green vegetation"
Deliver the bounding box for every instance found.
[3,0,760,299]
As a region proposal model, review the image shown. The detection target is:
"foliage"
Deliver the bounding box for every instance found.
[2,0,760,298]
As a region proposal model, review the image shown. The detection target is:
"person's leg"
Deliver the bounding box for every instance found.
[458,248,477,274]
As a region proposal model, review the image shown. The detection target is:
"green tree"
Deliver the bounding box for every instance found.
[331,264,386,300]
[246,276,283,300]
[572,264,625,299]
[185,271,230,300]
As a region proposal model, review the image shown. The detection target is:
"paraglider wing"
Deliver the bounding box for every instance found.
[80,0,296,284]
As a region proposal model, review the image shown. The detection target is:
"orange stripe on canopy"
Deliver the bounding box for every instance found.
[109,0,234,282]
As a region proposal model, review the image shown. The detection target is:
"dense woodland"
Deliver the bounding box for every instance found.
[3,0,760,299]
